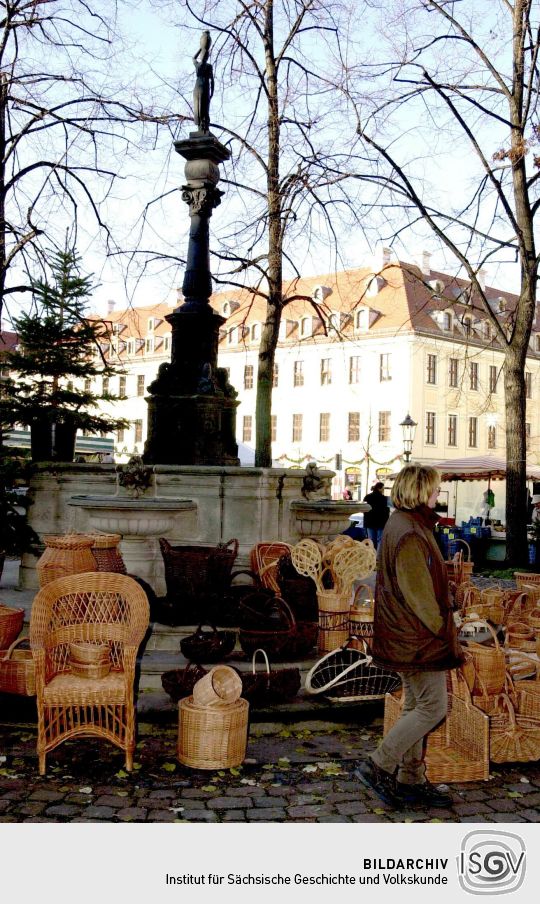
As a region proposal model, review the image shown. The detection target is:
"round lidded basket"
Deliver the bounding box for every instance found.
[0,604,25,650]
[177,696,249,769]
[192,665,242,707]
[70,660,111,680]
[36,534,97,587]
[90,534,127,574]
[69,641,110,666]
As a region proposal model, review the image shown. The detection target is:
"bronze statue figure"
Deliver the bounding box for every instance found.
[193,30,214,132]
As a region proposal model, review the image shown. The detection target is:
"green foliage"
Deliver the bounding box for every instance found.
[0,246,128,456]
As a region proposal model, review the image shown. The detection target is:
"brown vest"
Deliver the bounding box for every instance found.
[372,506,463,672]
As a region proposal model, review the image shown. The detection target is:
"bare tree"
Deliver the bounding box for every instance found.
[351,0,540,564]
[0,0,180,326]
[159,0,366,466]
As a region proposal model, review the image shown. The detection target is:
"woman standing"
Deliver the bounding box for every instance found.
[356,465,463,809]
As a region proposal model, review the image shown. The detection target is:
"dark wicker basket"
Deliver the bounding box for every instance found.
[276,551,318,621]
[159,537,239,623]
[239,649,301,706]
[161,663,208,703]
[180,624,237,663]
[238,597,296,660]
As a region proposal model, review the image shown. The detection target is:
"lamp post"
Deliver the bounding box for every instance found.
[400,413,417,464]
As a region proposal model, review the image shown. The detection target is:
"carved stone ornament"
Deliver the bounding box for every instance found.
[181,185,223,217]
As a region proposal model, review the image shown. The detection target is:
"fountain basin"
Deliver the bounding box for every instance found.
[69,495,196,536]
[290,500,371,539]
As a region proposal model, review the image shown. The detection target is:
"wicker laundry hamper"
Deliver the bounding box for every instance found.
[36,534,97,587]
[177,696,249,769]
[90,534,127,574]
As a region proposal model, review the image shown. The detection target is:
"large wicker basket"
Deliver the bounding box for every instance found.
[36,534,97,587]
[489,693,540,763]
[90,533,127,574]
[305,642,401,702]
[177,696,249,769]
[159,537,239,623]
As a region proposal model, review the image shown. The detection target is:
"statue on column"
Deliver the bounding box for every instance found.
[193,30,214,132]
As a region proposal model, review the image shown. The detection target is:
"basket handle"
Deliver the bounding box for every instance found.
[274,597,296,629]
[462,616,501,650]
[352,583,374,608]
[193,623,219,636]
[222,538,239,558]
[1,636,30,661]
[305,644,371,695]
[251,648,271,676]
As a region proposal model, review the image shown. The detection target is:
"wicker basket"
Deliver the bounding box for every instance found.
[0,637,35,696]
[527,607,540,630]
[506,621,536,652]
[0,604,24,650]
[349,584,374,639]
[240,649,301,706]
[177,695,249,769]
[192,665,242,707]
[159,537,239,622]
[305,641,401,702]
[317,610,350,653]
[161,664,208,703]
[69,641,110,665]
[515,571,540,590]
[463,620,507,697]
[36,534,97,587]
[384,683,490,783]
[180,624,237,663]
[489,693,540,763]
[90,533,127,574]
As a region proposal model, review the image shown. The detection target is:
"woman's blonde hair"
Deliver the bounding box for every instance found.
[391,464,440,511]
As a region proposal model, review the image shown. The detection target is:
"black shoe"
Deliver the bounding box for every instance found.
[396,781,453,809]
[354,760,402,808]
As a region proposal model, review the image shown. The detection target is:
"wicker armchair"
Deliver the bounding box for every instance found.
[30,572,150,775]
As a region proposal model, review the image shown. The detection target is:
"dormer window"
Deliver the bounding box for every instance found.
[536,334,540,353]
[127,339,135,355]
[355,308,368,331]
[147,317,155,332]
[227,327,236,345]
[145,337,154,354]
[483,321,491,340]
[463,316,472,337]
[328,312,341,333]
[251,322,261,342]
[300,316,312,338]
[222,302,230,316]
[443,312,452,331]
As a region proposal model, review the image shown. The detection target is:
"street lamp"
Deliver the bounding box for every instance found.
[400,413,417,464]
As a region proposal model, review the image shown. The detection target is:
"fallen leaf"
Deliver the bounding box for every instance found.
[79,786,92,794]
[519,776,530,784]
[201,785,218,792]
[302,765,318,773]
[162,762,176,772]
[115,769,129,779]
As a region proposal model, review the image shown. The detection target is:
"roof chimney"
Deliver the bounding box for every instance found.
[477,268,486,291]
[107,299,115,314]
[372,245,393,274]
[421,251,431,277]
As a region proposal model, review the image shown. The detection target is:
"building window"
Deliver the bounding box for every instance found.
[117,427,125,443]
[444,312,452,331]
[300,317,311,337]
[292,413,303,443]
[320,358,332,385]
[242,415,252,443]
[102,376,109,395]
[134,420,143,444]
[468,416,478,448]
[244,365,254,390]
[526,372,532,399]
[84,378,91,393]
[145,337,154,354]
[464,316,472,337]
[469,361,479,390]
[127,339,135,355]
[526,422,531,450]
[251,323,261,341]
[425,411,436,445]
[449,358,458,388]
[119,376,126,397]
[348,412,360,442]
[164,335,171,352]
[272,363,279,388]
[447,414,457,447]
[536,334,540,353]
[356,308,368,330]
[271,415,277,443]
[484,321,491,340]
[426,354,437,384]
[227,327,236,345]
[379,353,391,382]
[489,365,498,394]
[488,425,496,449]
[349,356,361,384]
[319,412,330,442]
[137,375,145,397]
[293,360,304,387]
[147,317,155,332]
[378,411,391,442]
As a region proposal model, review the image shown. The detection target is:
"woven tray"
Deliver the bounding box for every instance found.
[177,696,249,769]
[306,642,401,702]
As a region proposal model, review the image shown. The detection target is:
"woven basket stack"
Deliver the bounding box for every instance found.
[290,536,376,652]
[177,665,249,769]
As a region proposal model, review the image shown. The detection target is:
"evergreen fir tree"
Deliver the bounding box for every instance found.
[0,246,128,460]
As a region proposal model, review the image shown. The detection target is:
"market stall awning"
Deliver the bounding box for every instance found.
[431,454,540,482]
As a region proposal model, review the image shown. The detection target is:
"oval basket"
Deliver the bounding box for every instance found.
[179,624,237,663]
[305,641,401,702]
[240,649,301,706]
[0,637,35,696]
[161,664,208,703]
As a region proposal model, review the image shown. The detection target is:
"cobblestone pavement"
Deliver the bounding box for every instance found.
[1,707,540,824]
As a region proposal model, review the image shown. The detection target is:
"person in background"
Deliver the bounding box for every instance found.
[355,465,463,809]
[362,481,389,549]
[531,495,540,524]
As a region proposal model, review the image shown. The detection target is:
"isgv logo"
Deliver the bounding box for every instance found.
[458,831,526,895]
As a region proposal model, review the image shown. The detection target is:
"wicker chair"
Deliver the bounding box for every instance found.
[30,572,150,775]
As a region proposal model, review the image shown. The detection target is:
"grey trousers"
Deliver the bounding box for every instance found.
[371,669,447,784]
